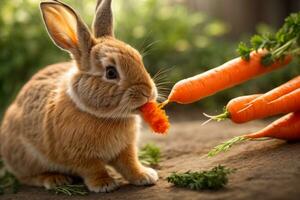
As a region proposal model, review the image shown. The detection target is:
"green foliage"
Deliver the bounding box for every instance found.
[0,171,20,195]
[138,143,161,166]
[115,0,232,79]
[167,165,235,190]
[50,184,88,196]
[0,0,68,117]
[237,42,252,61]
[238,12,300,65]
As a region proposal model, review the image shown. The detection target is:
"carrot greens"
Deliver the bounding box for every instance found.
[238,12,300,65]
[208,136,248,157]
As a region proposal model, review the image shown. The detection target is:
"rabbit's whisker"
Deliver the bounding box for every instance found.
[141,40,160,58]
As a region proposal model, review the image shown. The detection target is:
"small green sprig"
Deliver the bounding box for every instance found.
[238,12,300,65]
[139,143,161,166]
[167,165,235,190]
[208,136,248,157]
[49,184,88,196]
[0,172,20,195]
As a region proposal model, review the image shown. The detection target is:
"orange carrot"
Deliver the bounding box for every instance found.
[204,94,261,121]
[167,51,291,104]
[208,87,300,123]
[208,111,300,157]
[244,75,300,108]
[140,102,170,134]
[245,112,300,140]
[235,88,300,123]
[226,94,261,116]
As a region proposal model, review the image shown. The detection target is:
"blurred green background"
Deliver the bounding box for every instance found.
[0,0,300,117]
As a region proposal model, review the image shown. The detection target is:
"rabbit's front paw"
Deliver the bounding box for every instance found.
[130,167,159,186]
[85,177,119,193]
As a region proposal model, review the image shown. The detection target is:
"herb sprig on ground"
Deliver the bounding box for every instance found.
[167,165,235,190]
[139,143,161,166]
[0,171,20,195]
[238,12,300,65]
[207,136,248,157]
[49,184,88,196]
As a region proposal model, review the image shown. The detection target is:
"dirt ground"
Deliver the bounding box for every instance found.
[2,110,300,200]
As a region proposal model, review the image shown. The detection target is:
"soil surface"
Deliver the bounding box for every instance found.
[2,111,300,200]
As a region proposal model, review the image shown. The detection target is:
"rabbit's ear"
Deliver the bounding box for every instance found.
[40,0,94,63]
[93,0,114,38]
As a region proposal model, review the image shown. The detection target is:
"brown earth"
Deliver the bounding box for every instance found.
[2,111,300,200]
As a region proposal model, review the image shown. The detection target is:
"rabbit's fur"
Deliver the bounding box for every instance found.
[0,0,158,192]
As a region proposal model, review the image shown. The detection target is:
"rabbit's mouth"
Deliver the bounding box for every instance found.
[131,102,148,112]
[126,94,151,110]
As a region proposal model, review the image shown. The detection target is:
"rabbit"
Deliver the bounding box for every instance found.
[0,0,159,193]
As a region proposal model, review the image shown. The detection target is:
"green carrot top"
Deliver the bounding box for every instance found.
[238,12,300,65]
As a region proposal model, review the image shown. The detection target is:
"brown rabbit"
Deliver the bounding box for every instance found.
[0,0,158,193]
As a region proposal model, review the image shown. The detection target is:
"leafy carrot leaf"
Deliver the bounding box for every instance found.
[237,42,251,61]
[250,34,265,50]
[238,12,300,65]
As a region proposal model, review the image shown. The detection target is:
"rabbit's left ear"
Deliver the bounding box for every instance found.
[40,0,94,71]
[93,0,114,38]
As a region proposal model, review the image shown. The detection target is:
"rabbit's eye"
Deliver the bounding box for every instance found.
[105,66,119,80]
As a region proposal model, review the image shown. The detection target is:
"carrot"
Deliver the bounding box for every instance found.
[210,88,300,123]
[243,75,300,109]
[166,51,291,105]
[140,102,170,134]
[208,111,300,157]
[204,94,261,122]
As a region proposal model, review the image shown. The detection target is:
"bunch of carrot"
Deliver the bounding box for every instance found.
[157,12,300,154]
[141,13,300,139]
[207,81,300,156]
[158,48,298,149]
[206,76,300,123]
[161,49,299,154]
